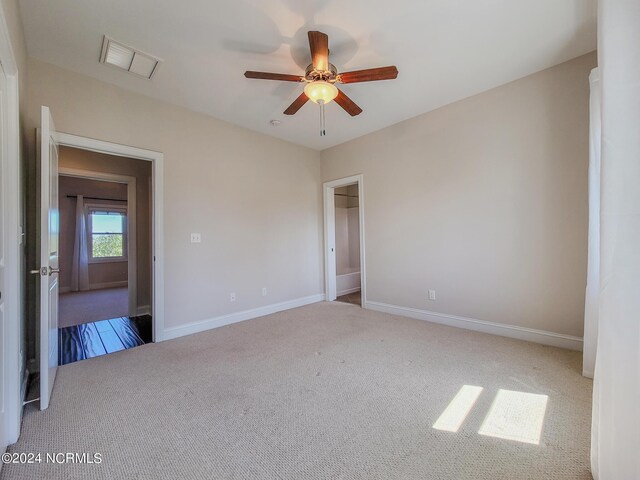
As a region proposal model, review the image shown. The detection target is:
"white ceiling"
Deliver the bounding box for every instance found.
[19,0,597,150]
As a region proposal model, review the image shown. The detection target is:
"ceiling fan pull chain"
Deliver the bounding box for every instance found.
[319,100,326,136]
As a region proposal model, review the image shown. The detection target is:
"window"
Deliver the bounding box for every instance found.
[87,207,127,262]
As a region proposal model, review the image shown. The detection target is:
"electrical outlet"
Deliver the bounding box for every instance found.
[190,233,201,243]
[262,287,267,297]
[428,289,436,301]
[230,292,236,302]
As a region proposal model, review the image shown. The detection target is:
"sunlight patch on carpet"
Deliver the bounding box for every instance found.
[478,389,548,445]
[433,385,484,432]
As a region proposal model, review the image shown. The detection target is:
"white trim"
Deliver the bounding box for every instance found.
[163,295,325,341]
[337,270,361,297]
[87,257,128,264]
[56,133,164,341]
[56,133,161,162]
[60,281,128,294]
[88,281,128,290]
[365,301,584,351]
[59,168,137,316]
[85,202,129,264]
[0,5,24,445]
[323,175,366,304]
[135,304,150,316]
[337,287,361,296]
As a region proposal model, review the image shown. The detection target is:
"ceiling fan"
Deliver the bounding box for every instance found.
[244,31,398,136]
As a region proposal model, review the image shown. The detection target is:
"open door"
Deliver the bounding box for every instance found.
[37,106,60,410]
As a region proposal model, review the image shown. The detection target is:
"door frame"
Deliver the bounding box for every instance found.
[58,168,138,316]
[323,174,366,303]
[0,6,25,446]
[56,133,165,342]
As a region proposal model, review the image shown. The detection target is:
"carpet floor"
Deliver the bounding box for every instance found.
[59,287,128,328]
[2,302,592,479]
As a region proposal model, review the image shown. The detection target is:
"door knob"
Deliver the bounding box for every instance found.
[29,267,60,275]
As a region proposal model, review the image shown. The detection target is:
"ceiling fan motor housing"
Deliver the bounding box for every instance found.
[305,63,338,83]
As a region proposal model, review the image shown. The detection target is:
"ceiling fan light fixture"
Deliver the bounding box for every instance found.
[304,80,338,104]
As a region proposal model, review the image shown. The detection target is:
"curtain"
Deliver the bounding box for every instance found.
[591,0,640,478]
[70,195,90,292]
[582,68,600,380]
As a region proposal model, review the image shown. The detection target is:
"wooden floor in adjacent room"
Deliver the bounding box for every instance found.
[336,290,361,306]
[58,315,152,365]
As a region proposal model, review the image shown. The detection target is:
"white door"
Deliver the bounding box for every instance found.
[38,106,59,410]
[0,59,9,449]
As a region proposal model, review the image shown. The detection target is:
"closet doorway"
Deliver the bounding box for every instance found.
[323,175,366,307]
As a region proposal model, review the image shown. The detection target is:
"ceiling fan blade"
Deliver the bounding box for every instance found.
[334,89,363,116]
[308,31,329,71]
[338,66,398,84]
[284,92,310,115]
[244,71,304,82]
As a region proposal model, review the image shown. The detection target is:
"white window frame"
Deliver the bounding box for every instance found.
[86,203,128,263]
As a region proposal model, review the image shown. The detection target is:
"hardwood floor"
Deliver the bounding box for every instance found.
[59,315,152,365]
[336,290,361,306]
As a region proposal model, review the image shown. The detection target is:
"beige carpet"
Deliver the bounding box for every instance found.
[2,302,592,479]
[59,287,128,328]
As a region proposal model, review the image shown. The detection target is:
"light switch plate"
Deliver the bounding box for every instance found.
[190,233,201,243]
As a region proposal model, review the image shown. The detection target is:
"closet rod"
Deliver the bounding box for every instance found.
[66,195,126,202]
[334,193,359,198]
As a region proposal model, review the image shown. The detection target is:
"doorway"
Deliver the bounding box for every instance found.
[334,184,361,306]
[56,148,152,364]
[58,157,152,365]
[323,175,366,306]
[30,119,165,411]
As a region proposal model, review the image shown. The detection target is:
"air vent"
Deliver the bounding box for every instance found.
[99,36,161,80]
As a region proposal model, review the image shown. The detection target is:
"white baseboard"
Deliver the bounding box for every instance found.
[163,294,326,341]
[582,369,594,379]
[90,281,128,290]
[337,287,361,296]
[365,301,583,351]
[60,281,128,294]
[135,305,150,316]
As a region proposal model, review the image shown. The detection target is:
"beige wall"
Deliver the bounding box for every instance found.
[322,52,596,338]
[58,148,153,308]
[58,176,129,291]
[25,58,323,348]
